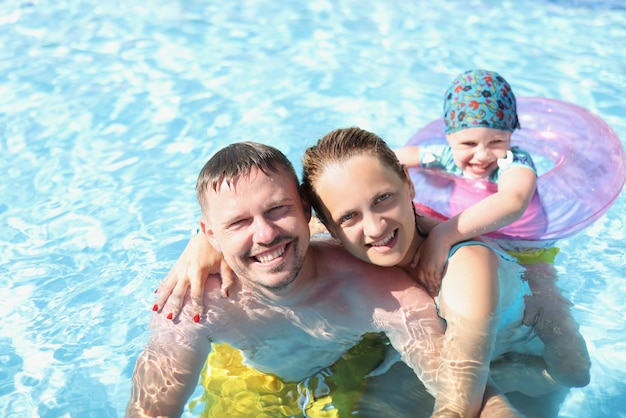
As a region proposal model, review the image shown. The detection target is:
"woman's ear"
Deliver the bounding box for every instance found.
[403,165,416,200]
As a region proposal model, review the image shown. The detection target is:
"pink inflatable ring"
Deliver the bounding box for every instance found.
[407,97,625,242]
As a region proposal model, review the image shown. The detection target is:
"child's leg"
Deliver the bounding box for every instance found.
[522,261,591,388]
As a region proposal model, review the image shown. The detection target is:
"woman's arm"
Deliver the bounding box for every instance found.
[431,244,505,417]
[153,233,234,321]
[155,215,331,320]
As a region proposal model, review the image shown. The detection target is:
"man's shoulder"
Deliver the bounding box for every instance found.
[310,239,365,267]
[309,240,408,281]
[310,237,347,253]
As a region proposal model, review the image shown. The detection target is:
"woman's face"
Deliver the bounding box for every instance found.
[314,154,418,267]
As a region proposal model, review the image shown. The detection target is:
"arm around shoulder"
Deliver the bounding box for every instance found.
[443,166,537,241]
[154,232,234,321]
[497,165,537,214]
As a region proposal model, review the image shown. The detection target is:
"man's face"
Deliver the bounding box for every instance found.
[200,167,311,294]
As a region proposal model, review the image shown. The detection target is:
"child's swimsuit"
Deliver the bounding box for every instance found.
[419,144,555,260]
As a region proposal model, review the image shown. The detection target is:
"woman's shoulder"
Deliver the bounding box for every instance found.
[447,240,499,267]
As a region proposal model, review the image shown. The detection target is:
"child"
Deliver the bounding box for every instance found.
[394,69,590,387]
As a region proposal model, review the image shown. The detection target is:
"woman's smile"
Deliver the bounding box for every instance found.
[366,229,398,251]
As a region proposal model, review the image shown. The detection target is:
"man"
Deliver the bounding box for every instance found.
[126,142,547,417]
[126,142,448,417]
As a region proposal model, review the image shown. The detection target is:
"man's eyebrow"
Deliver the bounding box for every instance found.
[265,193,296,206]
[274,196,295,205]
[221,195,296,226]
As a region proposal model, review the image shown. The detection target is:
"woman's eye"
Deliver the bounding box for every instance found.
[339,212,355,225]
[376,193,391,203]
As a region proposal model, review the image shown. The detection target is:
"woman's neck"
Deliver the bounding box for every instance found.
[397,224,426,270]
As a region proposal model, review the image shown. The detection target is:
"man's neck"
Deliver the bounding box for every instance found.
[245,247,319,307]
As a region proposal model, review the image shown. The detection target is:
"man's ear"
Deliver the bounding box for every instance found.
[403,165,416,200]
[200,218,220,252]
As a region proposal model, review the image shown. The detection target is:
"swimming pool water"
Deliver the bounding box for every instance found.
[1,0,625,417]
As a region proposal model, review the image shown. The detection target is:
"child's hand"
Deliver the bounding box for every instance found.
[153,233,235,321]
[412,234,449,295]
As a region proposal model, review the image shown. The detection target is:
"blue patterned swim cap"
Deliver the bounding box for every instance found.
[443,69,520,134]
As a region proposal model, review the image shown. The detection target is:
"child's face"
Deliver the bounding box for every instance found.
[446,127,512,179]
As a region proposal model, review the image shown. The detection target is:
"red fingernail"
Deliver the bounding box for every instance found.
[154,289,158,294]
[167,313,173,320]
[152,304,158,311]
[193,313,200,323]
[226,289,229,298]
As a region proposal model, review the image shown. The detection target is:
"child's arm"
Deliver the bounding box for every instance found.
[393,145,421,167]
[415,166,537,289]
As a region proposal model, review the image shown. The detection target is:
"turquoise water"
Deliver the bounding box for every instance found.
[1,0,625,417]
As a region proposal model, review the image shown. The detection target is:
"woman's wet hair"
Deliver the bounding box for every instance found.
[302,127,407,226]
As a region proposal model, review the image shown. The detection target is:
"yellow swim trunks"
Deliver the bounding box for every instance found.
[189,333,390,417]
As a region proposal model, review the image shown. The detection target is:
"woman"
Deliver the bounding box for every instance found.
[154,128,561,417]
[300,127,547,417]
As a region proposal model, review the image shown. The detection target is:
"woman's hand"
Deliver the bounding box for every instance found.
[153,233,235,321]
